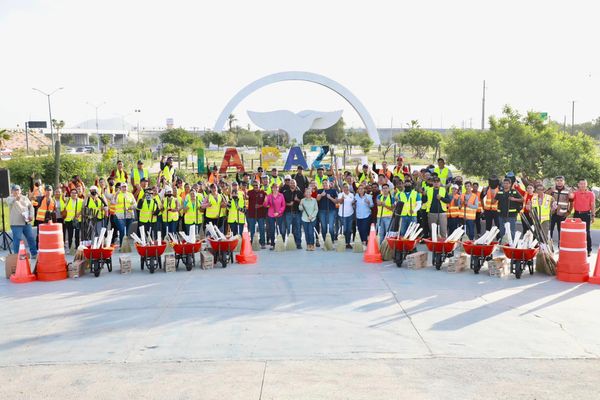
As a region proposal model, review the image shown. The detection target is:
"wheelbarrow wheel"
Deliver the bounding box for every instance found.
[395,252,404,268]
[107,259,112,272]
[148,258,156,274]
[528,261,534,275]
[514,261,522,279]
[140,257,145,270]
[93,261,101,277]
[472,258,481,274]
[221,252,228,268]
[433,253,442,270]
[185,254,193,271]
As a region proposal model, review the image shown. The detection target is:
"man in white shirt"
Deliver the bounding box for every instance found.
[337,183,355,249]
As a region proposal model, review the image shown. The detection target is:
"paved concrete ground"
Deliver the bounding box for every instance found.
[1,246,599,399]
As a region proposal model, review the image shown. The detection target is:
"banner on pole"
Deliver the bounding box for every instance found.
[197,148,205,173]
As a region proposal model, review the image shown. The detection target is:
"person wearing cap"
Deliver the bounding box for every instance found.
[159,157,176,184]
[85,185,108,236]
[397,180,422,236]
[293,165,309,194]
[227,182,246,236]
[316,179,338,240]
[393,156,410,181]
[137,186,159,238]
[424,177,450,238]
[433,158,452,185]
[207,165,220,185]
[110,160,129,184]
[281,174,292,192]
[547,175,572,241]
[269,168,282,187]
[310,165,327,189]
[63,187,83,249]
[254,167,264,184]
[181,188,203,236]
[35,185,56,225]
[134,178,149,202]
[282,178,303,248]
[247,180,267,249]
[202,183,223,231]
[131,160,150,187]
[112,182,137,246]
[7,185,38,258]
[260,174,272,194]
[28,174,45,212]
[373,160,392,181]
[459,182,479,240]
[161,185,181,236]
[355,163,372,185]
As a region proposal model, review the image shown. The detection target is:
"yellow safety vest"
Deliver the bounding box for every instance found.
[138,199,159,223]
[424,187,447,212]
[114,192,135,217]
[113,169,127,184]
[227,196,246,224]
[64,198,82,222]
[315,175,325,189]
[398,191,418,217]
[433,166,450,185]
[162,197,179,222]
[183,197,203,225]
[378,194,394,217]
[132,168,149,186]
[205,193,222,219]
[162,165,175,183]
[269,176,283,187]
[531,193,552,223]
[219,194,229,218]
[87,197,105,220]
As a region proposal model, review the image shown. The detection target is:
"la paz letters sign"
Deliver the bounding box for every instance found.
[217,146,332,173]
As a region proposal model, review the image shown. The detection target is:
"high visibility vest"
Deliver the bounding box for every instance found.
[131,168,149,186]
[315,175,325,189]
[358,173,370,184]
[139,199,159,223]
[460,193,477,221]
[219,194,229,218]
[392,166,406,180]
[114,192,135,218]
[137,188,145,202]
[108,188,117,215]
[531,193,552,223]
[113,169,127,184]
[162,197,179,222]
[183,197,203,225]
[497,189,520,214]
[447,195,461,218]
[36,197,56,221]
[398,190,418,217]
[64,198,82,222]
[205,193,222,219]
[433,166,450,185]
[262,185,272,195]
[227,196,246,224]
[87,197,105,220]
[424,187,447,212]
[162,165,175,183]
[378,194,394,217]
[176,187,185,200]
[269,176,283,187]
[483,188,499,211]
[31,187,45,207]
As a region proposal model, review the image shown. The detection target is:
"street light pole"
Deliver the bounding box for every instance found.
[87,101,106,152]
[135,109,141,142]
[32,87,64,188]
[571,100,575,135]
[481,80,486,130]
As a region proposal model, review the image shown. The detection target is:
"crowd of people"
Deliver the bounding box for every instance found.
[6,154,597,258]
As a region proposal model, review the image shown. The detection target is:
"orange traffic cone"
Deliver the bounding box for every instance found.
[10,241,37,284]
[363,224,382,263]
[236,224,258,264]
[589,248,600,284]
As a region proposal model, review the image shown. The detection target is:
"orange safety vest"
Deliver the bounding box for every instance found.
[108,188,117,215]
[460,193,477,220]
[483,188,498,211]
[447,195,461,218]
[31,187,45,207]
[36,197,56,222]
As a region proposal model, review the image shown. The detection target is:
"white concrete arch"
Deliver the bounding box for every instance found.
[213,71,380,144]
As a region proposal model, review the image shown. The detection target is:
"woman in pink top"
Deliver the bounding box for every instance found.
[264,183,286,249]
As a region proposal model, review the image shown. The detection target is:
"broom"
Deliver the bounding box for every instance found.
[285,231,297,250]
[120,236,132,253]
[252,231,261,251]
[336,233,346,252]
[380,232,393,261]
[353,230,364,253]
[324,232,334,251]
[274,222,285,252]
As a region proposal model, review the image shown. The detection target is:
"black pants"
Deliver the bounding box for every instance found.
[475,212,482,236]
[65,220,80,249]
[417,209,430,238]
[484,210,500,231]
[573,211,592,253]
[550,213,566,242]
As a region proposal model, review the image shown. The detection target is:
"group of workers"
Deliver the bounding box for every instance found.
[5,154,597,258]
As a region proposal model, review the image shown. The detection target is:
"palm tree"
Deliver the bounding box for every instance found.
[227,114,237,132]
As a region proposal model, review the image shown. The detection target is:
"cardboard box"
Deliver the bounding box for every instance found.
[119,256,132,274]
[4,254,18,279]
[488,257,510,277]
[164,254,176,272]
[72,259,89,277]
[447,254,469,273]
[200,251,214,269]
[405,251,428,269]
[67,262,79,279]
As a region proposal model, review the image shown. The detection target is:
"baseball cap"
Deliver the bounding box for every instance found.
[284,175,292,180]
[11,184,21,191]
[45,185,53,191]
[137,160,143,165]
[89,185,98,192]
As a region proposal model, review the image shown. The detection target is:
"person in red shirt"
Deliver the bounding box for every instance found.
[246,182,267,249]
[570,179,595,256]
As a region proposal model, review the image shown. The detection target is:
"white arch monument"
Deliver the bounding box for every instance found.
[213,71,380,144]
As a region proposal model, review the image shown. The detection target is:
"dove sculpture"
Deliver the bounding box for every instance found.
[247,110,343,143]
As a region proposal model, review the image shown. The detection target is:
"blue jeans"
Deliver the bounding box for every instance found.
[284,211,302,246]
[247,217,265,246]
[114,218,133,246]
[400,216,416,236]
[303,220,316,245]
[11,224,37,256]
[318,209,336,239]
[465,219,475,240]
[266,217,285,246]
[340,215,353,244]
[228,223,244,237]
[356,217,371,242]
[378,216,392,244]
[499,216,516,243]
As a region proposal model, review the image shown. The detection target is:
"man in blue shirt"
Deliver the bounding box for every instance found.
[316,180,338,240]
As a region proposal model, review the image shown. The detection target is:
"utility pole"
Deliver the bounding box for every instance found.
[563,115,567,132]
[481,80,486,130]
[87,101,106,152]
[32,87,64,188]
[571,100,575,135]
[135,109,141,142]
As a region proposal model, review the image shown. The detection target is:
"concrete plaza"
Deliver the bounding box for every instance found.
[1,247,599,399]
